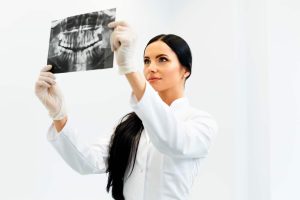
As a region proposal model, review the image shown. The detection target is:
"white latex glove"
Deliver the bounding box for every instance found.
[34,65,67,120]
[108,21,137,75]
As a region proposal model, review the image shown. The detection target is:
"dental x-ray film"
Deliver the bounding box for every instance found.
[47,8,116,73]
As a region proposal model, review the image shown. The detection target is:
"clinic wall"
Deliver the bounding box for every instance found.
[268,1,300,200]
[235,0,270,199]
[0,0,245,200]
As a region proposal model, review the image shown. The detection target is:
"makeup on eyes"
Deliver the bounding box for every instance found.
[144,54,169,64]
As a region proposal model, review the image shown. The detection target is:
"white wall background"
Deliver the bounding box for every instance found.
[268,1,300,200]
[0,0,299,200]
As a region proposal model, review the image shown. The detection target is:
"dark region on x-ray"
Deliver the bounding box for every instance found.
[47,8,116,73]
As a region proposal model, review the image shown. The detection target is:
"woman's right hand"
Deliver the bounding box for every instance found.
[35,65,67,120]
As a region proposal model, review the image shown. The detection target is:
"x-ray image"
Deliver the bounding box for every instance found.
[47,8,116,73]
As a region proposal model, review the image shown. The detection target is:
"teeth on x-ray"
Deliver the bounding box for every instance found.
[59,29,103,51]
[47,8,116,73]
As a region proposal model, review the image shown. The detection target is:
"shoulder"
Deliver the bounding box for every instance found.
[189,106,214,119]
[173,98,215,121]
[183,103,219,134]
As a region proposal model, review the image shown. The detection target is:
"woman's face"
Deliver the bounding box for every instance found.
[143,41,189,93]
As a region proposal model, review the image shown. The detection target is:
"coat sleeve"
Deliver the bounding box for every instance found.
[47,118,111,175]
[130,82,218,158]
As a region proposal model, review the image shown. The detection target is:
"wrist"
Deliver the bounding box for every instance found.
[125,72,146,101]
[118,63,138,75]
[49,100,67,120]
[53,116,68,133]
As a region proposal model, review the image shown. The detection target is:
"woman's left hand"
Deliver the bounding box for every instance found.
[108,21,137,75]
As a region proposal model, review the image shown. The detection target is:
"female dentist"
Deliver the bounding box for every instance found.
[35,21,218,200]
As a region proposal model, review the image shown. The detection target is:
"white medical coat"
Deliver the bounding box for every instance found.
[47,82,218,200]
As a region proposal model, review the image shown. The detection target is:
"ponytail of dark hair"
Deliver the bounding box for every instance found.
[106,112,144,200]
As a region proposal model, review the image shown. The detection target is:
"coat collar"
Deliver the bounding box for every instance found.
[169,96,189,109]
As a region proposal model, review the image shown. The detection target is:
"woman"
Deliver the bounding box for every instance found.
[35,21,218,200]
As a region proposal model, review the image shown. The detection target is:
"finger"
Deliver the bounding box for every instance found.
[110,31,115,51]
[36,80,51,88]
[108,21,129,28]
[40,71,56,80]
[113,33,121,50]
[110,31,121,51]
[118,31,130,41]
[39,76,56,85]
[115,25,127,31]
[41,65,52,72]
[107,21,115,28]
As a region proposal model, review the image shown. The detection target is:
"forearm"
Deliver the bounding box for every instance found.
[125,72,146,101]
[53,116,68,133]
[47,117,108,175]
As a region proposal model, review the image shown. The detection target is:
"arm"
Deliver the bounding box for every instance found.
[47,117,110,175]
[125,72,146,101]
[107,21,146,101]
[130,82,218,158]
[53,116,68,133]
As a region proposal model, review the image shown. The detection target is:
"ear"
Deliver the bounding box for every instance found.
[184,72,190,78]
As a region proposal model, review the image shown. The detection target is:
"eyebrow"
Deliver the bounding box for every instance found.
[144,54,168,59]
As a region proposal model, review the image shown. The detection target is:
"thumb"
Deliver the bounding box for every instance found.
[41,65,53,72]
[108,21,129,29]
[110,31,121,51]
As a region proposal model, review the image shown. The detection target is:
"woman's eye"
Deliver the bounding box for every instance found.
[158,57,168,62]
[144,59,150,64]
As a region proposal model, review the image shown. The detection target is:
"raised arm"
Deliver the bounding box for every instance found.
[107,21,147,101]
[47,118,110,174]
[35,65,109,174]
[130,82,218,158]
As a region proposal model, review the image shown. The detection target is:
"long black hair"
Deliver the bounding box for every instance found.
[106,34,192,200]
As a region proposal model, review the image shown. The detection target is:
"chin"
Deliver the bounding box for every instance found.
[148,83,165,92]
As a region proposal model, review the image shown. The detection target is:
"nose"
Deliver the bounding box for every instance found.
[147,62,158,73]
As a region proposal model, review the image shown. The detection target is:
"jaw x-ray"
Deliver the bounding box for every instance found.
[47,8,116,73]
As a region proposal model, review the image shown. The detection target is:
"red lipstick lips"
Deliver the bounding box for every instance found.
[148,77,161,82]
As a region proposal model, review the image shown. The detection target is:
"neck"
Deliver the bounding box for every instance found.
[158,85,185,106]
